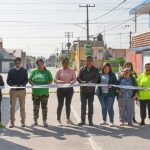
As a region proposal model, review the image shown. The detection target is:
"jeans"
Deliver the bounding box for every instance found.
[57,88,74,121]
[80,92,94,118]
[118,96,134,123]
[98,94,115,122]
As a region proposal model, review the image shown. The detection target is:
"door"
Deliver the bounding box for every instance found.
[143,50,150,69]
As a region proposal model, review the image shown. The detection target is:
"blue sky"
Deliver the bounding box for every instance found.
[0,0,149,57]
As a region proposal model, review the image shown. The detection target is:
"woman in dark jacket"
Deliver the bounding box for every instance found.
[96,63,117,127]
[0,74,4,123]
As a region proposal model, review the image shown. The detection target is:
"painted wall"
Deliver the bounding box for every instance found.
[126,50,142,73]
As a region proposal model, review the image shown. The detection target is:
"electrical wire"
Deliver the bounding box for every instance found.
[90,0,127,21]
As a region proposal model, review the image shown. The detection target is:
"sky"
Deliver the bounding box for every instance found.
[0,0,149,58]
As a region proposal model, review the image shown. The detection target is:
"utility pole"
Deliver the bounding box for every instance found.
[61,43,64,51]
[56,48,59,68]
[129,31,132,48]
[134,13,137,33]
[119,33,122,48]
[79,4,95,41]
[65,32,73,50]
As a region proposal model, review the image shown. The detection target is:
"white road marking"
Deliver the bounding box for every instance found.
[71,106,103,150]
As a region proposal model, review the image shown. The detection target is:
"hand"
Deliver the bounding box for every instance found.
[109,84,112,88]
[81,81,87,84]
[59,80,64,84]
[70,81,74,85]
[32,83,36,86]
[116,89,121,95]
[132,95,137,101]
[19,85,25,87]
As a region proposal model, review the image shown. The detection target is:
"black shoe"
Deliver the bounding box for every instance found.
[89,121,93,126]
[9,123,15,128]
[133,118,137,123]
[21,123,26,127]
[78,122,85,126]
[139,121,145,126]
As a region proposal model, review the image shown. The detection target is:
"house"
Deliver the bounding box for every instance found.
[129,0,150,72]
[71,40,104,71]
[48,55,57,67]
[108,48,127,58]
[25,55,36,70]
[0,40,15,73]
[8,49,26,68]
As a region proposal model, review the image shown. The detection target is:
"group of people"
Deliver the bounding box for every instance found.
[0,56,150,128]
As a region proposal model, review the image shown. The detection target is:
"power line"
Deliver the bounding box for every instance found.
[2,36,85,39]
[100,15,140,34]
[78,24,86,38]
[0,2,141,5]
[90,0,127,21]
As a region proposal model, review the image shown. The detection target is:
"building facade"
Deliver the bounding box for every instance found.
[72,40,104,71]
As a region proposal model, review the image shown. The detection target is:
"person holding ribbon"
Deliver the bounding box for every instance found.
[54,58,76,126]
[29,59,53,127]
[7,57,28,128]
[96,63,117,127]
[118,61,138,123]
[0,74,4,125]
[77,56,99,126]
[137,63,150,126]
[117,68,137,126]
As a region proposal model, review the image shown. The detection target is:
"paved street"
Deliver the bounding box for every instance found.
[0,69,150,150]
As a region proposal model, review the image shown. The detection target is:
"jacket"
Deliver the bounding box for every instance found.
[77,65,99,93]
[96,72,117,97]
[118,76,137,98]
[137,71,150,100]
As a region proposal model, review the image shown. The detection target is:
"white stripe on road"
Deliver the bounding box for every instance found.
[71,106,103,150]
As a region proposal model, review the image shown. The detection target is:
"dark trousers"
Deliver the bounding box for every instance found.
[140,100,150,120]
[0,97,2,123]
[57,88,74,121]
[80,91,94,120]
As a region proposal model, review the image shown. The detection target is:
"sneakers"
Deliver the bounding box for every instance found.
[78,122,85,126]
[21,122,26,127]
[119,122,124,126]
[133,118,138,124]
[9,122,15,128]
[58,121,63,127]
[128,122,133,127]
[31,121,38,127]
[66,119,74,125]
[43,121,48,127]
[110,122,114,127]
[100,121,107,125]
[139,121,145,126]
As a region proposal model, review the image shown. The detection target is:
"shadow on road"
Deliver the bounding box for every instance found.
[1,123,150,141]
[0,139,32,150]
[0,125,87,140]
[84,124,150,140]
[1,96,20,125]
